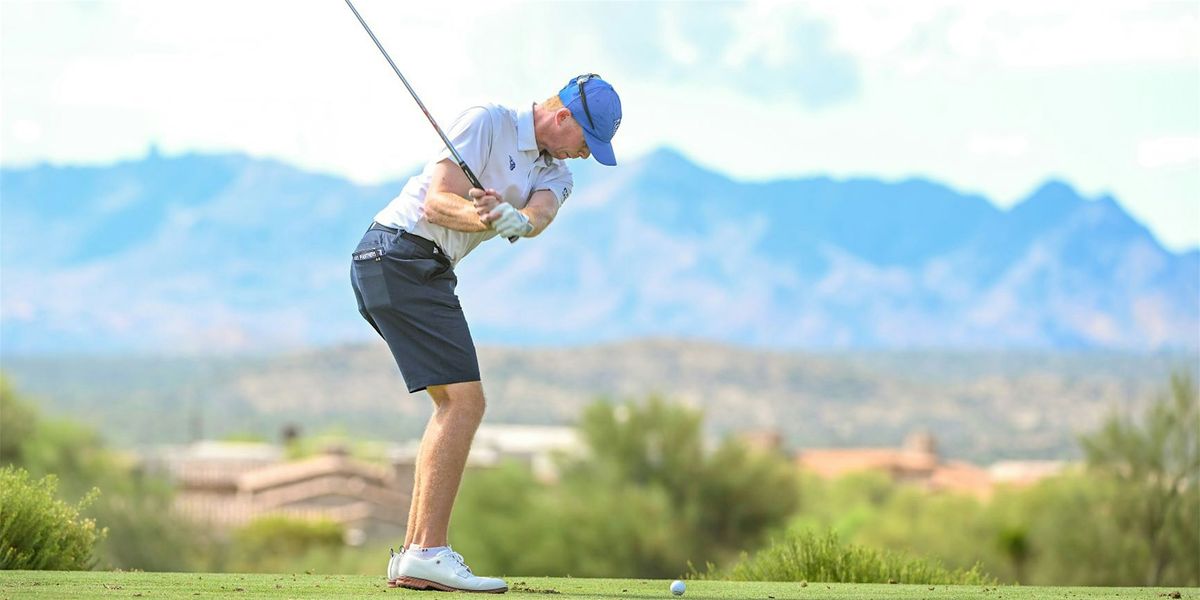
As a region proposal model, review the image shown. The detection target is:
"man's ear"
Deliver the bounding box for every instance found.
[556,108,573,126]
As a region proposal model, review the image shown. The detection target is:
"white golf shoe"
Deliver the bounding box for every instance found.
[386,547,405,588]
[391,546,507,593]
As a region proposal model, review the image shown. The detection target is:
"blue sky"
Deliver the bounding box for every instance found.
[2,0,1198,250]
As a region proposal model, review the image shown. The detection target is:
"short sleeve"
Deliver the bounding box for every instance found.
[433,106,493,178]
[535,163,575,207]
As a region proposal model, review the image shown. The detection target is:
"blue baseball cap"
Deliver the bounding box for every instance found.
[558,74,622,166]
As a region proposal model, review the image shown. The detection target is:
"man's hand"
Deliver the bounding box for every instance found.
[470,188,502,221]
[424,161,490,233]
[487,203,534,238]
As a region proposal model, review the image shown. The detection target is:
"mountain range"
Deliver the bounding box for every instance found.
[1,146,1196,354]
[3,340,1191,462]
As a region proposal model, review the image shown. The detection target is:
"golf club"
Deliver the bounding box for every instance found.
[343,0,518,243]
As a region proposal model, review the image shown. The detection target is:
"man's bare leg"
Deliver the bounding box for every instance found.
[406,380,486,549]
[402,412,434,550]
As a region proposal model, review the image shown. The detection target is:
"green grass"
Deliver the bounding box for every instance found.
[0,571,1196,600]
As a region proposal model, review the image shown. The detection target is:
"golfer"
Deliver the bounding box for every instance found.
[352,74,621,593]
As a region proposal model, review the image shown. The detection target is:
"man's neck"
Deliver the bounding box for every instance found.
[531,102,551,153]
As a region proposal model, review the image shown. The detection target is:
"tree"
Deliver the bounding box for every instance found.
[1079,372,1200,586]
[0,376,38,465]
[568,396,801,566]
[996,524,1031,583]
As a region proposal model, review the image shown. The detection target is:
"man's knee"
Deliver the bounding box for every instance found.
[428,381,487,415]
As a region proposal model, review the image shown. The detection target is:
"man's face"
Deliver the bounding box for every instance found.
[548,112,591,161]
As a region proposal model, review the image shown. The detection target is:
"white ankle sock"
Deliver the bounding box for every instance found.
[411,545,449,559]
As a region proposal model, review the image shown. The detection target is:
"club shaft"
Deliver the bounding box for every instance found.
[345,1,518,243]
[344,0,518,242]
[343,0,482,190]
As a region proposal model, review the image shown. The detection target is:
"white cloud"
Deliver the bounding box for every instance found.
[3,298,36,321]
[808,2,1199,73]
[660,9,701,66]
[10,119,41,144]
[968,133,1030,158]
[722,3,801,69]
[1137,135,1200,169]
[990,8,1199,69]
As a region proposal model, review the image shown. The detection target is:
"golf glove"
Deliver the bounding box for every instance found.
[488,203,534,238]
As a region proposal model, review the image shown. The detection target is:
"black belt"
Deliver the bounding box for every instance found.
[369,222,445,258]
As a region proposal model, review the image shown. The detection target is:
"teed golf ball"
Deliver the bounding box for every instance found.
[670,580,686,595]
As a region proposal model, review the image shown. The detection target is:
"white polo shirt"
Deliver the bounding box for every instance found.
[373,103,574,265]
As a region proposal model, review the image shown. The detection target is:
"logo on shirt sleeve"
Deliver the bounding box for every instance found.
[508,155,516,171]
[562,187,571,202]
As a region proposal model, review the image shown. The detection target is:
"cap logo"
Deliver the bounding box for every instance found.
[610,116,621,139]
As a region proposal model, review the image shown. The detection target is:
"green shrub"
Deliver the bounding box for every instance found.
[450,398,801,579]
[692,529,996,585]
[228,516,344,573]
[0,466,105,570]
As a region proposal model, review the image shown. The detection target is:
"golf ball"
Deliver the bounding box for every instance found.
[670,580,686,596]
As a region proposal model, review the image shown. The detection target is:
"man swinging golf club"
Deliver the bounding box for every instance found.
[350,73,622,593]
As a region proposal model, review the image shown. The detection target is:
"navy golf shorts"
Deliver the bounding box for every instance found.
[350,223,480,393]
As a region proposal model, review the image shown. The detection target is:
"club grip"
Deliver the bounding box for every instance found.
[460,161,518,243]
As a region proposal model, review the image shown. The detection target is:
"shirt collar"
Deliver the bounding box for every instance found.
[518,103,558,167]
[517,104,539,154]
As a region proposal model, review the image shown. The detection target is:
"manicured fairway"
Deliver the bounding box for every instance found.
[0,571,1194,600]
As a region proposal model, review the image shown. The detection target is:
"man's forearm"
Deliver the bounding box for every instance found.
[519,190,560,238]
[522,207,551,237]
[423,193,489,232]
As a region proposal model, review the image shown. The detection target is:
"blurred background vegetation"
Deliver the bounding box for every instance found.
[0,372,1195,586]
